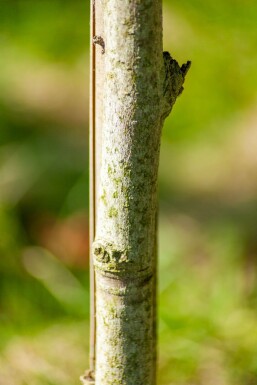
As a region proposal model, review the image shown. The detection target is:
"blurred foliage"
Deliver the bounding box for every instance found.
[0,0,257,384]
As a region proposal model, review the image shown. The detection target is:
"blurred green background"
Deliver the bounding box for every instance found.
[0,0,257,384]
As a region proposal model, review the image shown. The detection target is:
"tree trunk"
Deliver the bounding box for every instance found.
[83,1,190,384]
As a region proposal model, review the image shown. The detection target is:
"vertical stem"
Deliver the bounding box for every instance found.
[94,1,163,384]
[89,0,96,374]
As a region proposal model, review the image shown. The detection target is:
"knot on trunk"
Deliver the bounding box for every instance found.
[93,240,130,273]
[161,51,191,119]
[92,240,153,277]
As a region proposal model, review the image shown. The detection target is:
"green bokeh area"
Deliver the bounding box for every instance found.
[0,0,257,384]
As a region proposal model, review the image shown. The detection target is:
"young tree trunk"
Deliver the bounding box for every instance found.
[84,1,190,384]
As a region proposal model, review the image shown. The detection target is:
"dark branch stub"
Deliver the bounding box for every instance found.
[162,51,191,119]
[181,60,191,77]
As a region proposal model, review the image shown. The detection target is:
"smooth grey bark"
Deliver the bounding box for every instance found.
[83,1,190,385]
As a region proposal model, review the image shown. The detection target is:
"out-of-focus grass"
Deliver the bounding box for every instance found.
[1,0,90,64]
[0,321,89,385]
[163,0,257,142]
[0,0,257,384]
[158,215,257,384]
